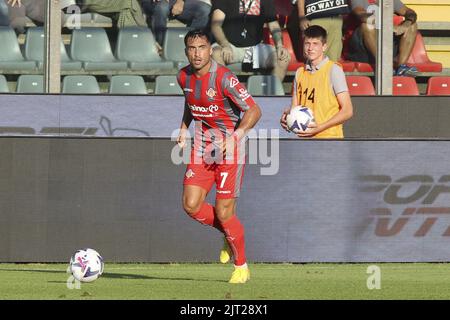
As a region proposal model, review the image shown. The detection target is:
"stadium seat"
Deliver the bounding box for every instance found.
[25,27,82,71]
[115,27,173,71]
[0,27,37,71]
[109,75,148,94]
[62,75,100,94]
[0,75,9,92]
[392,76,419,95]
[154,75,183,95]
[16,75,44,93]
[346,76,375,95]
[406,33,442,72]
[426,76,450,96]
[247,75,285,96]
[70,28,128,71]
[162,27,189,69]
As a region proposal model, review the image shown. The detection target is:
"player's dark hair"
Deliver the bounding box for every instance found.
[184,29,212,46]
[303,25,327,44]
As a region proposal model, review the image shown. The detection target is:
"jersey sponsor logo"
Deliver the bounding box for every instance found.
[229,77,239,88]
[183,88,193,92]
[185,169,195,179]
[238,88,251,101]
[206,88,217,98]
[189,104,219,113]
[209,104,219,112]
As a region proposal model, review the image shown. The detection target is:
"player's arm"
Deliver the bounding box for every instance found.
[225,104,261,156]
[177,101,193,148]
[234,103,262,140]
[222,75,261,153]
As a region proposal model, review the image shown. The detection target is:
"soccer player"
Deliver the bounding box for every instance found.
[280,25,353,138]
[176,29,262,284]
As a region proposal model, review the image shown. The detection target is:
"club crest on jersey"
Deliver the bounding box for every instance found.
[185,169,195,179]
[206,88,217,99]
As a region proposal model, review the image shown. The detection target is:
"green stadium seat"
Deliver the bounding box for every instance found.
[16,75,44,93]
[62,75,100,94]
[0,27,37,71]
[162,27,189,69]
[246,75,285,96]
[25,27,83,72]
[0,75,9,92]
[115,27,173,71]
[154,75,183,95]
[70,28,128,71]
[109,75,148,94]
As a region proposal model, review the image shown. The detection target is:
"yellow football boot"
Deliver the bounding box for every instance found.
[219,237,232,264]
[228,265,250,284]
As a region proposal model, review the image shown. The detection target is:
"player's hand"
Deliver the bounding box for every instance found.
[171,0,185,16]
[222,45,234,64]
[299,18,311,31]
[280,107,290,132]
[296,121,320,138]
[7,0,22,7]
[276,46,290,63]
[177,129,188,148]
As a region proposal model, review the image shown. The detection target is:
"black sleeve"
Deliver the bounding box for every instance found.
[212,0,226,12]
[263,0,278,23]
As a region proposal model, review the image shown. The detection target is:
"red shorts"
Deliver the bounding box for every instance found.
[183,152,246,199]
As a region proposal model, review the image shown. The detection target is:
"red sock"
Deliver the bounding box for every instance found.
[190,202,223,232]
[220,214,246,266]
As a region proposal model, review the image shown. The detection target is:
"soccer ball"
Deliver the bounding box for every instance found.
[69,248,104,283]
[286,106,315,133]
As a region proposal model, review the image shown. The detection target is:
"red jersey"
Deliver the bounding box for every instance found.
[177,60,257,158]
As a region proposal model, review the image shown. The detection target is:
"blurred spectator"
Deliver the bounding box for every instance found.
[6,0,48,33]
[287,0,350,62]
[348,0,418,76]
[211,0,290,82]
[141,0,211,48]
[0,0,9,26]
[82,0,147,28]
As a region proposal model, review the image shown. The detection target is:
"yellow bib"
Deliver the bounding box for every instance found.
[294,60,343,139]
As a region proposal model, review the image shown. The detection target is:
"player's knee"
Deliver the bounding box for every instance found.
[215,204,234,222]
[183,198,202,216]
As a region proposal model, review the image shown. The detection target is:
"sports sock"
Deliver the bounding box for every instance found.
[220,214,246,266]
[190,202,223,232]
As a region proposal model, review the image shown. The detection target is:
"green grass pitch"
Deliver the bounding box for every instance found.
[1,263,450,299]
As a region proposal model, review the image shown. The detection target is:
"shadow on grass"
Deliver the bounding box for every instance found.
[0,268,226,283]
